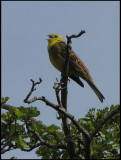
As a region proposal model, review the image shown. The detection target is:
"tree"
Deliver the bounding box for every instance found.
[1,31,120,159]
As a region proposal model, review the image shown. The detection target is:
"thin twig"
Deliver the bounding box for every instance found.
[53,78,62,107]
[66,30,86,40]
[24,78,42,103]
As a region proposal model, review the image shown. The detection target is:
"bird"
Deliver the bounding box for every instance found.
[47,34,105,102]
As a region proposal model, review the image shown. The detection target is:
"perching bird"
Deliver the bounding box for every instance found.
[47,34,105,102]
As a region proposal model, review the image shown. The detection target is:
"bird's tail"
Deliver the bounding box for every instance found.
[87,80,105,103]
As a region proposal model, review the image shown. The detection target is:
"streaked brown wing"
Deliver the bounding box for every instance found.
[58,42,94,82]
[70,50,94,82]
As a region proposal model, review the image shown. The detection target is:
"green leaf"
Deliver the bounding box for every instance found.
[112,144,120,150]
[110,105,115,111]
[42,132,48,136]
[1,112,8,121]
[45,124,60,133]
[15,136,29,149]
[15,109,24,117]
[10,156,16,159]
[54,131,63,140]
[1,97,10,104]
[25,106,40,118]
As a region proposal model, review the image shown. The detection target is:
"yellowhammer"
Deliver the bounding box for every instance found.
[47,34,105,102]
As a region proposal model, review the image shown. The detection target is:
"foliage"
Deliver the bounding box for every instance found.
[72,105,120,159]
[1,97,120,159]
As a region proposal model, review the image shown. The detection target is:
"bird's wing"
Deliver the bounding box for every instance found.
[70,50,94,82]
[58,42,94,83]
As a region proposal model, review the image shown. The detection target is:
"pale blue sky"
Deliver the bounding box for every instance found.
[2,1,119,159]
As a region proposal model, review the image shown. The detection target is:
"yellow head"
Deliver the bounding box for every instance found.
[47,34,64,50]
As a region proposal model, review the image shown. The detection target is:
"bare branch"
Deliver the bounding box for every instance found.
[24,78,42,103]
[1,144,17,154]
[1,143,41,154]
[66,30,86,40]
[20,143,42,152]
[60,30,86,158]
[1,103,13,110]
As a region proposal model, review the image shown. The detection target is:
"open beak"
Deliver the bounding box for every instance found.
[48,35,52,38]
[46,35,52,41]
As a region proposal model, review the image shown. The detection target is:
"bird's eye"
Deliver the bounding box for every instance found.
[55,35,57,38]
